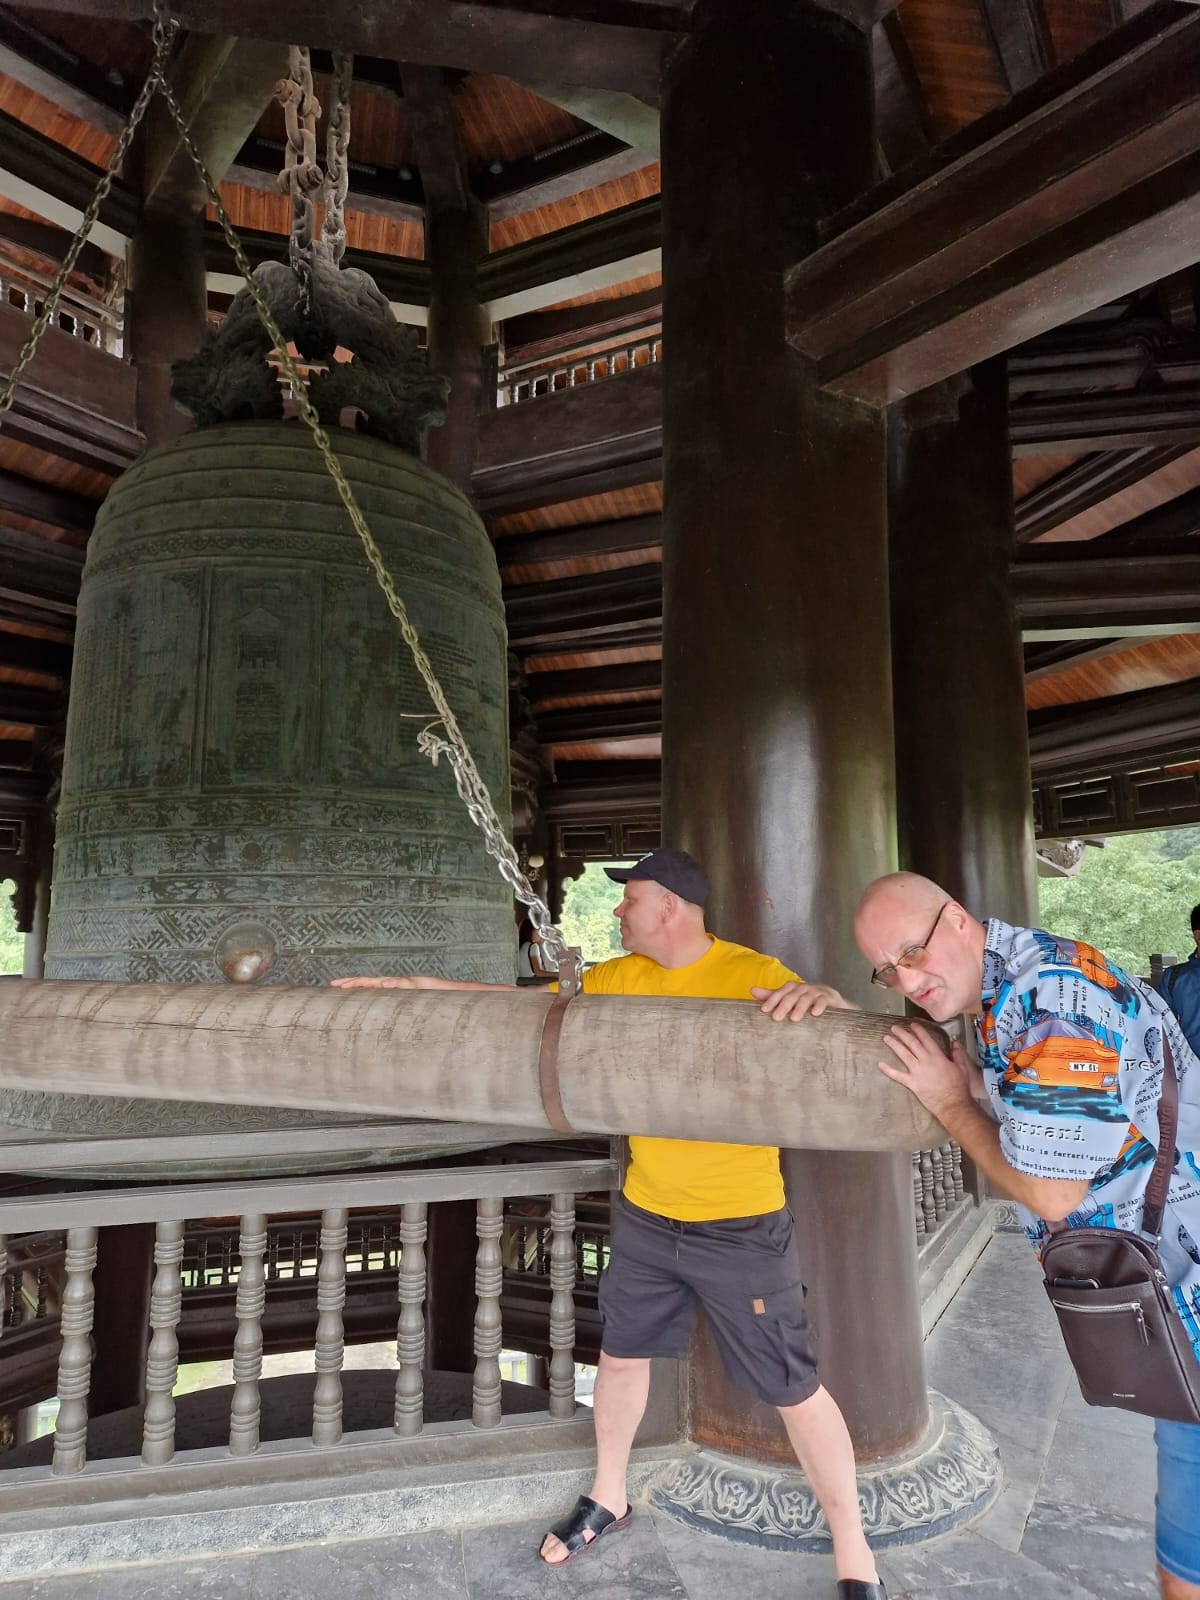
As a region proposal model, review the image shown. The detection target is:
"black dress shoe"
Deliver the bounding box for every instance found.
[837,1583,887,1600]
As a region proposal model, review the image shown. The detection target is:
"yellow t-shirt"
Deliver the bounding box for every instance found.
[582,937,798,1222]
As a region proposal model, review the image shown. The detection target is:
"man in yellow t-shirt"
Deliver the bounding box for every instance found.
[332,849,885,1600]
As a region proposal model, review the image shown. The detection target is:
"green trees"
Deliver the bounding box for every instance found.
[560,863,626,962]
[1037,827,1200,975]
[0,881,24,975]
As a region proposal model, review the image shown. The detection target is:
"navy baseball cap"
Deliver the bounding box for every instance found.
[605,849,710,906]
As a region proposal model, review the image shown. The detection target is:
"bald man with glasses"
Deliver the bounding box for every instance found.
[763,870,1200,1600]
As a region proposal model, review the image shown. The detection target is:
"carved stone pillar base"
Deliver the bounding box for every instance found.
[648,1392,999,1550]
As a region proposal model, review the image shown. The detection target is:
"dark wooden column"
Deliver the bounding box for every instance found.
[888,364,1036,925]
[88,1222,155,1417]
[402,65,490,492]
[128,207,207,448]
[661,0,928,1462]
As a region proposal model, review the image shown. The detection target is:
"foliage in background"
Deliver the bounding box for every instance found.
[1037,827,1200,975]
[559,861,627,963]
[0,880,22,975]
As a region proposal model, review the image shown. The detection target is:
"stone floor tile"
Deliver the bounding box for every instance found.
[1019,1500,1159,1599]
[877,1528,1064,1595]
[463,1511,686,1600]
[925,1319,1073,1423]
[29,1557,256,1599]
[248,1533,468,1599]
[651,1508,842,1600]
[891,1579,1094,1600]
[959,1400,1055,1554]
[1039,1413,1157,1525]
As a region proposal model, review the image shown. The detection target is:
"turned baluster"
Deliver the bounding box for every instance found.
[229,1213,267,1456]
[393,1202,427,1438]
[949,1140,965,1203]
[911,1152,925,1237]
[141,1219,185,1466]
[472,1194,504,1429]
[312,1208,348,1447]
[930,1144,947,1223]
[51,1226,98,1474]
[0,1232,7,1333]
[548,1193,577,1420]
[918,1148,936,1234]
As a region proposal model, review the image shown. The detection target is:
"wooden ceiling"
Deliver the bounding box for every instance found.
[0,0,1198,847]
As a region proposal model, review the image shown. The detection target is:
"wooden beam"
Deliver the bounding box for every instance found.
[0,107,137,256]
[474,360,662,514]
[785,7,1200,403]
[0,210,110,284]
[0,471,95,535]
[541,767,661,818]
[0,737,35,770]
[0,301,140,474]
[978,0,1053,95]
[1010,387,1200,454]
[0,524,84,610]
[526,659,661,704]
[520,83,660,152]
[502,286,661,359]
[482,130,654,221]
[0,680,63,727]
[0,4,130,137]
[1099,482,1200,547]
[1028,678,1200,779]
[505,564,662,648]
[1013,548,1200,636]
[478,196,661,321]
[1022,637,1131,683]
[4,0,678,100]
[1013,445,1191,544]
[0,630,72,677]
[399,63,471,213]
[141,34,289,214]
[495,513,661,573]
[873,13,932,176]
[538,703,662,745]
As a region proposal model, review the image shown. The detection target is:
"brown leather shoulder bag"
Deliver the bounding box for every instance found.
[1041,1038,1200,1423]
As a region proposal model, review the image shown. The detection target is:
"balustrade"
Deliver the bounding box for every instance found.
[912,1140,967,1239]
[0,1155,611,1480]
[497,325,663,407]
[0,251,124,354]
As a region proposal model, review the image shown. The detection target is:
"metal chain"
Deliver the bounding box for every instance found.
[0,9,178,423]
[274,46,323,302]
[321,52,353,265]
[149,9,572,970]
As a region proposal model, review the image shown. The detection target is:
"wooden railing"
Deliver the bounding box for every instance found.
[0,1153,616,1476]
[0,252,123,355]
[497,322,662,407]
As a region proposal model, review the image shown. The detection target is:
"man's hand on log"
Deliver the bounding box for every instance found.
[753,982,856,1021]
[878,1023,975,1119]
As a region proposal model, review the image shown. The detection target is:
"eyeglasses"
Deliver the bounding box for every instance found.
[870,902,949,989]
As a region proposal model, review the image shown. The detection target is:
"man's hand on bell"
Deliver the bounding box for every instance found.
[753,981,856,1021]
[330,974,436,990]
[879,1024,973,1118]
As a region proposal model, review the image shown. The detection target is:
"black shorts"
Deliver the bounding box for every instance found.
[598,1194,820,1408]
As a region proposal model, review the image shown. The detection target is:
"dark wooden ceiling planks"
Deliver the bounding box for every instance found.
[490,164,661,250]
[1026,634,1200,710]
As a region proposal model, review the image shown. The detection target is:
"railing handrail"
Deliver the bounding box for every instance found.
[0,1156,619,1234]
[499,319,662,382]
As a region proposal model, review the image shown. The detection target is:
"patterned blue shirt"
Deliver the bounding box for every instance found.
[976,919,1200,1362]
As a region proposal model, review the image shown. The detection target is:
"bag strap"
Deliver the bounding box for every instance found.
[1143,1031,1180,1239]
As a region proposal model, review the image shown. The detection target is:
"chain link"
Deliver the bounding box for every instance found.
[321,52,352,265]
[148,9,572,970]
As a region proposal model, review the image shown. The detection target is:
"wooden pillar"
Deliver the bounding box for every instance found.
[888,365,1036,924]
[425,203,490,491]
[88,1222,155,1417]
[128,208,207,448]
[660,0,928,1461]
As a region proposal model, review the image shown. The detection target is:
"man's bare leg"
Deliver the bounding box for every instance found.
[1160,1567,1200,1599]
[540,1352,649,1563]
[778,1386,879,1585]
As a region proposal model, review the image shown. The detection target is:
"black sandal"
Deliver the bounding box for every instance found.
[837,1582,887,1599]
[539,1494,632,1564]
